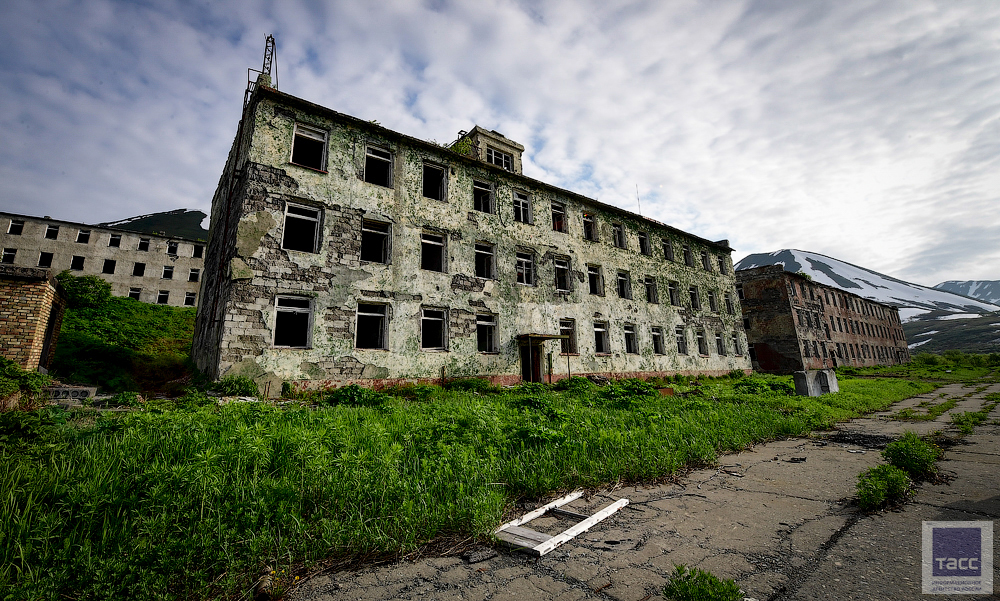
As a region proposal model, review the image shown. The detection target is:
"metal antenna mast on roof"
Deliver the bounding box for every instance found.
[635,184,642,216]
[245,34,277,107]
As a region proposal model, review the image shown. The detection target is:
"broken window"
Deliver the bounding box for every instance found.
[644,276,658,303]
[282,204,321,253]
[551,202,567,233]
[624,324,638,354]
[663,239,674,261]
[274,296,312,348]
[743,317,751,330]
[70,256,84,271]
[290,123,327,170]
[421,308,447,350]
[805,312,813,327]
[513,191,532,223]
[128,287,141,300]
[725,293,734,315]
[76,229,90,244]
[361,220,391,263]
[717,257,727,274]
[422,163,446,201]
[364,146,392,187]
[554,257,571,292]
[736,283,744,300]
[516,251,534,285]
[676,326,688,355]
[189,268,200,282]
[708,290,718,312]
[102,259,116,274]
[162,266,173,279]
[137,238,150,251]
[193,244,204,259]
[803,341,811,357]
[477,314,497,352]
[651,327,665,355]
[475,243,495,279]
[797,310,804,326]
[701,250,711,271]
[38,252,53,268]
[108,234,121,247]
[45,225,59,240]
[689,285,700,309]
[638,232,651,255]
[668,281,680,306]
[594,321,610,354]
[421,232,446,272]
[715,332,726,356]
[157,290,169,305]
[473,180,494,213]
[612,223,626,249]
[133,263,145,277]
[1,249,15,264]
[616,271,632,299]
[789,283,797,297]
[560,319,577,354]
[683,245,693,267]
[583,213,597,241]
[731,332,741,355]
[356,303,388,349]
[486,146,512,171]
[813,340,819,357]
[184,292,197,306]
[7,220,23,235]
[166,241,178,255]
[696,330,708,355]
[588,265,603,295]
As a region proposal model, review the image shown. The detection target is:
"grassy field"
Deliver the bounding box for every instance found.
[1,374,936,600]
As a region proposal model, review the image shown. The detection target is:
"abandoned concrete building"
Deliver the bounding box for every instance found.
[0,265,66,373]
[736,265,910,373]
[0,211,206,307]
[192,76,751,391]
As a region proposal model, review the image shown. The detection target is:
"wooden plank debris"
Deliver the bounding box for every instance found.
[495,491,629,557]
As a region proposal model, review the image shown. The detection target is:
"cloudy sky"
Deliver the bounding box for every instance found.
[2,1,998,285]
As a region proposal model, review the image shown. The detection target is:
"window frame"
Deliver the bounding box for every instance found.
[689,285,700,309]
[663,239,674,261]
[593,321,610,354]
[360,219,391,264]
[363,145,393,188]
[45,225,59,240]
[551,202,567,233]
[623,323,638,354]
[184,292,197,307]
[515,251,535,285]
[189,268,200,283]
[477,313,498,353]
[7,220,23,235]
[513,191,532,224]
[37,252,53,268]
[70,256,84,271]
[668,281,680,306]
[675,326,688,355]
[582,213,598,241]
[616,271,632,299]
[162,265,174,280]
[193,244,204,259]
[644,276,658,303]
[612,223,626,249]
[554,257,571,292]
[76,229,90,244]
[651,327,665,355]
[1,248,16,264]
[701,250,712,271]
[683,244,693,267]
[473,180,494,214]
[356,303,389,350]
[559,319,577,354]
[474,242,496,279]
[108,234,121,248]
[420,232,447,273]
[420,307,448,351]
[486,146,512,171]
[137,237,150,252]
[708,290,718,312]
[696,330,709,356]
[715,332,726,356]
[133,262,146,277]
[638,232,651,255]
[422,162,446,201]
[128,287,141,300]
[102,259,116,275]
[289,123,328,172]
[281,202,323,254]
[274,296,313,349]
[587,264,603,296]
[156,290,169,305]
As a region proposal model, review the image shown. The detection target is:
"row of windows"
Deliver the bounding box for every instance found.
[803,339,906,363]
[0,248,200,281]
[287,126,727,273]
[790,279,897,323]
[126,288,197,306]
[4,220,204,258]
[794,309,904,342]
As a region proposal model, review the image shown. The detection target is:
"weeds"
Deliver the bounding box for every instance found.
[212,375,260,397]
[882,432,940,479]
[662,565,742,601]
[857,464,911,510]
[950,394,1000,434]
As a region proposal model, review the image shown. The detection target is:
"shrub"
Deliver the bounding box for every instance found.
[882,431,940,479]
[383,383,439,402]
[662,565,742,601]
[598,378,658,409]
[213,375,260,397]
[56,271,112,309]
[857,464,911,509]
[110,391,141,407]
[733,375,793,396]
[0,357,52,399]
[552,376,594,392]
[444,377,499,393]
[913,353,943,366]
[312,384,391,408]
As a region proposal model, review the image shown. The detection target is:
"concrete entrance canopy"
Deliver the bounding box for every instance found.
[517,333,568,383]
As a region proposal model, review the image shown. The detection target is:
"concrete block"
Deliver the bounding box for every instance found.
[793,369,839,396]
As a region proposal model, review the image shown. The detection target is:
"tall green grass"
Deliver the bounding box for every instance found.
[1,376,934,600]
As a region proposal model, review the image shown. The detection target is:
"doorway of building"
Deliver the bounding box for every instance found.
[520,344,542,383]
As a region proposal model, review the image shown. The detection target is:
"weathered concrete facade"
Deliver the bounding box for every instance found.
[737,265,909,373]
[0,265,66,372]
[193,80,750,392]
[0,212,205,307]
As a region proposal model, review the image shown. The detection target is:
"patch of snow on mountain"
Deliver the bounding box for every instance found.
[908,339,931,349]
[915,330,938,337]
[936,313,982,321]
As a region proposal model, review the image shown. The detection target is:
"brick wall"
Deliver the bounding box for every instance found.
[0,267,67,371]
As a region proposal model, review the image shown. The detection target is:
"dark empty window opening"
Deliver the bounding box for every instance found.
[708,291,718,312]
[583,213,597,240]
[715,333,726,356]
[644,276,658,303]
[736,284,744,300]
[128,287,141,300]
[189,268,200,282]
[138,238,150,251]
[473,180,493,213]
[71,256,84,271]
[162,266,173,279]
[274,297,312,348]
[725,293,735,314]
[102,259,116,274]
[554,258,570,292]
[743,317,751,330]
[638,232,651,255]
[364,146,392,187]
[184,292,197,306]
[513,191,532,223]
[157,290,169,305]
[689,285,700,309]
[109,234,121,247]
[475,243,495,279]
[696,331,708,356]
[76,229,91,244]
[133,263,146,277]
[7,220,23,235]
[612,223,626,249]
[683,245,693,266]
[193,244,204,258]
[676,326,688,355]
[290,124,327,170]
[663,240,674,261]
[38,252,53,268]
[551,203,566,232]
[516,252,534,285]
[477,314,497,352]
[617,271,632,299]
[668,281,680,306]
[45,225,59,240]
[594,322,610,354]
[588,265,603,295]
[421,232,446,272]
[422,164,446,200]
[361,220,391,263]
[1,249,15,264]
[717,257,727,274]
[624,324,638,354]
[560,319,577,354]
[421,308,447,350]
[651,327,665,355]
[167,241,178,255]
[282,204,321,253]
[732,333,741,355]
[701,250,711,271]
[486,146,512,171]
[356,304,388,349]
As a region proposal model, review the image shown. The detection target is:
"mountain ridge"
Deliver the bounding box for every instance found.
[934,280,1000,305]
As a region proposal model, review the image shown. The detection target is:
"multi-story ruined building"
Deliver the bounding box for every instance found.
[736,265,909,373]
[0,211,205,307]
[192,75,750,392]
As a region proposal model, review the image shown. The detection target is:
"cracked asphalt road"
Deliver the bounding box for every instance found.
[290,381,1000,601]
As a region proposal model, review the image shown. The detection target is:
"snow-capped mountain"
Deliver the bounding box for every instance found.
[934,281,1000,305]
[735,249,1000,321]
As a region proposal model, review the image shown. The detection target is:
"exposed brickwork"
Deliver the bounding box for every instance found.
[0,266,67,372]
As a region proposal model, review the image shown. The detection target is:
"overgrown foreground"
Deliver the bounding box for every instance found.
[2,376,933,600]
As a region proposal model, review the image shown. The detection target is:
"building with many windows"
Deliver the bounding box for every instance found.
[0,211,206,307]
[192,75,750,392]
[736,265,909,373]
